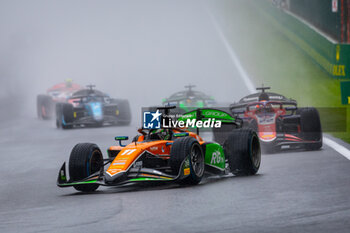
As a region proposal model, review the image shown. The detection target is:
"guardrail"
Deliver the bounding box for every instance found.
[258,0,350,79]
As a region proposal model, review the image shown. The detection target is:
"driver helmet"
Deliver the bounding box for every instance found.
[65,79,73,88]
[150,129,171,140]
[256,102,273,113]
[259,92,269,101]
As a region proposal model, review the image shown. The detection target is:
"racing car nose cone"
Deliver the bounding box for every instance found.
[104,171,127,184]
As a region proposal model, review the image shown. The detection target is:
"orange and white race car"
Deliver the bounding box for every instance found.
[57,106,261,192]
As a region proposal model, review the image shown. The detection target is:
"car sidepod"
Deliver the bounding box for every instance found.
[202,142,226,174]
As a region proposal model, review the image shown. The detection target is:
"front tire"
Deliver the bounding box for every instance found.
[299,107,322,150]
[69,143,103,192]
[56,103,74,129]
[224,128,261,176]
[169,137,205,185]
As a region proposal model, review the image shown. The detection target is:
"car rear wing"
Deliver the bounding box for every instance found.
[230,100,297,110]
[178,108,241,127]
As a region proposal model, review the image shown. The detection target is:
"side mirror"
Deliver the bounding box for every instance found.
[115,136,129,147]
[173,132,189,137]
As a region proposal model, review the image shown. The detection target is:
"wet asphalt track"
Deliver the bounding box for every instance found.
[1,1,350,232]
[1,117,350,233]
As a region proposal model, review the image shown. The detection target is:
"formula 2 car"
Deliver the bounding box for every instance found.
[55,85,131,129]
[57,106,261,192]
[37,79,82,119]
[162,85,217,113]
[228,86,322,152]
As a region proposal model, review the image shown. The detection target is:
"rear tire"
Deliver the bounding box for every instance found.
[169,137,204,185]
[69,143,103,192]
[299,107,322,150]
[224,128,261,176]
[247,119,258,132]
[56,103,74,129]
[212,123,237,145]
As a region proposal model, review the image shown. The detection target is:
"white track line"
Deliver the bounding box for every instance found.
[209,11,350,161]
[323,137,350,160]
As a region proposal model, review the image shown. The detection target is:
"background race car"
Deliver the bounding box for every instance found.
[57,106,261,192]
[55,85,131,129]
[162,85,217,113]
[36,80,82,120]
[228,87,322,152]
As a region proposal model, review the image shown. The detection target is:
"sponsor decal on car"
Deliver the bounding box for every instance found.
[107,168,122,174]
[143,110,222,129]
[112,162,126,165]
[243,97,259,102]
[184,168,190,175]
[184,158,190,168]
[210,150,224,165]
[121,149,137,155]
[183,157,191,175]
[269,95,284,100]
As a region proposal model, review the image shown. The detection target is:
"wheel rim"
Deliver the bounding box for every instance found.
[190,144,204,177]
[251,136,261,168]
[89,150,102,176]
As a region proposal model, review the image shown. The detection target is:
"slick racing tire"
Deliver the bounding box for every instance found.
[224,128,261,176]
[56,103,74,129]
[299,107,322,150]
[37,95,53,120]
[170,136,205,185]
[69,143,103,192]
[247,119,258,132]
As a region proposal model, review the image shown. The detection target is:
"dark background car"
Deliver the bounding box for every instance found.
[162,85,217,113]
[36,80,82,120]
[56,85,131,129]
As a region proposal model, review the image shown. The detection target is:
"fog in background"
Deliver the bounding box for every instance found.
[0,0,247,124]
